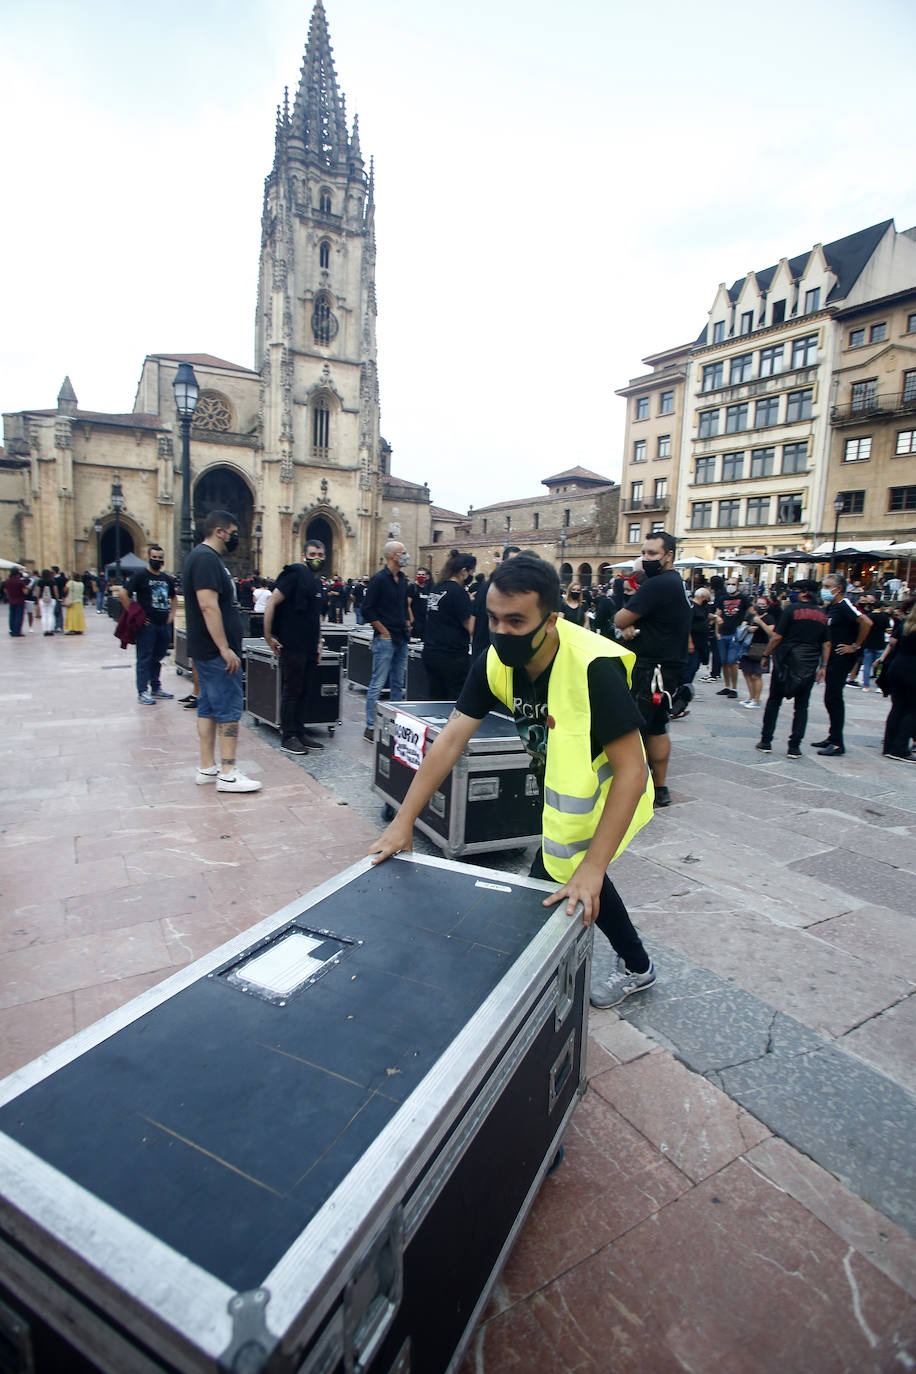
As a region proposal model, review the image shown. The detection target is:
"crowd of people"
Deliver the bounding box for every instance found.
[1,566,91,636]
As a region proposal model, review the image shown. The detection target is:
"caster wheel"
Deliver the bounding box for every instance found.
[381,803,396,823]
[328,725,335,736]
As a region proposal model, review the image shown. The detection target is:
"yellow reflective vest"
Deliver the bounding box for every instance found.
[485,617,654,882]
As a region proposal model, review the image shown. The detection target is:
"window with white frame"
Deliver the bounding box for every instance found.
[650,521,665,533]
[698,409,719,438]
[633,439,647,462]
[627,522,640,543]
[631,481,643,505]
[786,389,813,422]
[654,477,668,503]
[636,396,649,420]
[851,379,877,412]
[657,434,671,459]
[712,321,725,344]
[848,328,865,348]
[902,371,916,403]
[804,288,821,314]
[695,456,716,484]
[740,310,754,335]
[870,322,887,343]
[659,390,674,414]
[844,437,872,463]
[896,430,916,455]
[702,362,724,392]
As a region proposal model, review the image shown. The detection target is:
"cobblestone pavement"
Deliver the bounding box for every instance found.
[1,613,914,1371]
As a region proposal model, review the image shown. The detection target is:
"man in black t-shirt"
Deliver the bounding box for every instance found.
[118,544,177,704]
[715,579,752,698]
[407,568,432,639]
[182,509,260,793]
[369,553,658,1010]
[856,596,890,691]
[263,539,326,756]
[755,581,828,758]
[811,574,872,757]
[614,532,690,808]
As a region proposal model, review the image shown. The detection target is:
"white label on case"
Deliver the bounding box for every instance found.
[236,933,327,994]
[475,880,512,893]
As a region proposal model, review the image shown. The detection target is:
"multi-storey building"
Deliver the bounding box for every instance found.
[615,344,690,552]
[655,219,916,568]
[825,289,916,548]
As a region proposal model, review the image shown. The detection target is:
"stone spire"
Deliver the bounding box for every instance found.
[57,376,78,416]
[289,0,349,169]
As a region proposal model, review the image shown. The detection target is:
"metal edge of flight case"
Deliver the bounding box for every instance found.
[320,625,349,669]
[346,628,431,700]
[371,702,542,859]
[243,641,341,734]
[173,627,191,676]
[0,854,591,1374]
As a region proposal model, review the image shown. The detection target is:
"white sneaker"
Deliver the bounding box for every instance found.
[196,765,219,784]
[740,699,759,708]
[217,771,262,793]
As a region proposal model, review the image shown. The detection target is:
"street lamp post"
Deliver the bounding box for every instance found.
[254,522,262,575]
[558,528,567,575]
[110,478,125,580]
[172,362,200,562]
[830,495,845,573]
[93,520,103,573]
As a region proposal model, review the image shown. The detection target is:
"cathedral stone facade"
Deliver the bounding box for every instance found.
[1,1,429,579]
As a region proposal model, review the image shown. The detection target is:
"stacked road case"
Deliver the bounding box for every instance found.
[0,854,591,1374]
[244,641,341,735]
[372,701,542,859]
[346,627,432,700]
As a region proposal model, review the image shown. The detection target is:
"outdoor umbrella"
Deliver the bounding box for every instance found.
[673,557,732,569]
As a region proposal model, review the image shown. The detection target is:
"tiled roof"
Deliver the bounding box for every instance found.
[472,486,616,515]
[149,353,259,375]
[22,409,162,429]
[542,465,612,485]
[430,505,468,521]
[384,473,428,492]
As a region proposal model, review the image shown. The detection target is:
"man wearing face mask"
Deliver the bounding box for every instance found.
[118,543,177,704]
[183,509,261,792]
[810,573,872,757]
[369,554,658,1008]
[262,539,327,755]
[407,567,432,640]
[613,532,691,808]
[362,540,412,742]
[714,576,751,699]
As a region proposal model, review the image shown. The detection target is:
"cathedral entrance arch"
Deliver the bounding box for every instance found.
[193,467,255,575]
[306,515,336,573]
[100,523,135,569]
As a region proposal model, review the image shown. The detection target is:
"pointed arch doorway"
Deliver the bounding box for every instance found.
[305,515,335,573]
[193,467,255,575]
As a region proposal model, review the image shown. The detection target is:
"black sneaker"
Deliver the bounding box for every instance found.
[363,726,374,742]
[716,688,731,696]
[755,741,772,753]
[810,739,831,749]
[816,744,845,756]
[653,785,671,807]
[787,744,802,758]
[281,736,309,755]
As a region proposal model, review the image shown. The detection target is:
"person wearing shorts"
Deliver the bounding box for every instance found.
[183,509,261,794]
[614,532,690,809]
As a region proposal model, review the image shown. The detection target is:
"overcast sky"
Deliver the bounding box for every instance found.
[2,0,915,516]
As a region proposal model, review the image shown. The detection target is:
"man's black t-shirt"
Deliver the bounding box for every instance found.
[689,601,713,648]
[129,569,176,626]
[864,610,890,651]
[183,544,242,660]
[457,651,644,792]
[408,582,430,638]
[719,593,751,635]
[625,570,690,662]
[826,598,864,649]
[773,602,829,647]
[424,580,473,655]
[273,563,321,653]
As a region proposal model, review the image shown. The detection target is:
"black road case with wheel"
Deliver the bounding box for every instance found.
[0,854,591,1374]
[173,626,192,675]
[320,625,348,668]
[346,628,432,699]
[372,701,542,859]
[244,641,341,735]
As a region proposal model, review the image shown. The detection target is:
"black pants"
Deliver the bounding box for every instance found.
[824,658,848,747]
[883,664,916,756]
[529,851,649,974]
[760,667,815,748]
[280,649,317,741]
[421,648,469,702]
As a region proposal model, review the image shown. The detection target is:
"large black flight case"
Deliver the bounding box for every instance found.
[173,626,192,676]
[243,640,341,736]
[0,854,591,1374]
[371,701,542,859]
[346,628,431,700]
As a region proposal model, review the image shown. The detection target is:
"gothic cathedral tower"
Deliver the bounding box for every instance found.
[255,0,381,576]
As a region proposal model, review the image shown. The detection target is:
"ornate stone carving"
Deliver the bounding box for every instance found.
[158,436,174,459]
[54,421,72,450]
[192,392,233,433]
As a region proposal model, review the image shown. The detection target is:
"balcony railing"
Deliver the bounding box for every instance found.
[831,393,916,425]
[622,496,670,513]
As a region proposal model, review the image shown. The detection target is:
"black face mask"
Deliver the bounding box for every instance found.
[490,612,552,669]
[149,559,164,571]
[224,531,239,554]
[642,558,664,578]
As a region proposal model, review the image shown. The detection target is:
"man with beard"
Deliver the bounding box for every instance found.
[369,554,658,1009]
[263,538,327,756]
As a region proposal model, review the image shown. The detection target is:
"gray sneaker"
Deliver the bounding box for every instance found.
[590,957,656,1009]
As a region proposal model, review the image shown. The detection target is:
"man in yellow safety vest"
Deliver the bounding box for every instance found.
[369,553,658,1008]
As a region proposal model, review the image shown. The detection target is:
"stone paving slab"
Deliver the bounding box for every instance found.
[788,847,916,914]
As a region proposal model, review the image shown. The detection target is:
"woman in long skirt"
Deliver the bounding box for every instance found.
[64,573,86,634]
